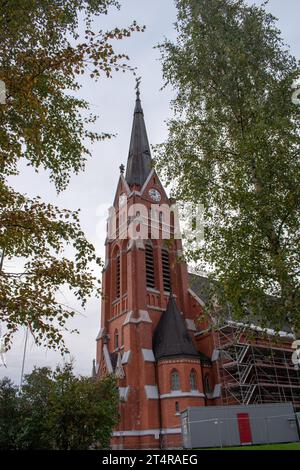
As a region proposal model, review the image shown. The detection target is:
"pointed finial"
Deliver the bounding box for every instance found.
[135,76,141,99]
[119,163,125,174]
[92,359,97,379]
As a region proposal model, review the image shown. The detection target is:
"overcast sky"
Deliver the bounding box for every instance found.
[1,0,300,383]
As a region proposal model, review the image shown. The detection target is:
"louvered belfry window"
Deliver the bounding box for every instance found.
[145,242,155,289]
[162,247,171,292]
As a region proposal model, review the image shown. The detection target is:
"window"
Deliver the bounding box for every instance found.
[135,211,141,233]
[171,369,180,391]
[161,247,171,292]
[204,374,211,394]
[152,208,159,220]
[114,329,119,350]
[175,401,180,414]
[112,247,121,300]
[190,370,197,390]
[116,253,120,298]
[145,241,155,289]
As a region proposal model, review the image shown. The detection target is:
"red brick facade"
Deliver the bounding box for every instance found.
[96,166,211,449]
[95,90,300,449]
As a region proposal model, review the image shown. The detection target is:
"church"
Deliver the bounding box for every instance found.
[95,86,300,449]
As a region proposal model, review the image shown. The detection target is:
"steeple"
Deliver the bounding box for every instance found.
[153,292,199,361]
[125,78,152,187]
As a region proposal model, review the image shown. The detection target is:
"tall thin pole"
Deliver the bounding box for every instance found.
[0,249,4,272]
[0,250,6,368]
[20,326,29,389]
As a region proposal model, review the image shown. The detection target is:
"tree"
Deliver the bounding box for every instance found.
[0,364,119,449]
[17,367,55,449]
[45,364,119,450]
[156,0,300,332]
[0,1,143,350]
[0,377,21,450]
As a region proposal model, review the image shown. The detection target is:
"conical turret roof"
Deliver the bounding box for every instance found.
[153,293,199,361]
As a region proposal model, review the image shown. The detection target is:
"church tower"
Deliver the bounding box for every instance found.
[96,84,207,449]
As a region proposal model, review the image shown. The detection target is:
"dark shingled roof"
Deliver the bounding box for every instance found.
[188,273,211,305]
[125,89,152,187]
[153,293,199,361]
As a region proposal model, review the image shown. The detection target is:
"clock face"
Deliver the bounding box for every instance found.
[119,193,127,207]
[149,188,161,202]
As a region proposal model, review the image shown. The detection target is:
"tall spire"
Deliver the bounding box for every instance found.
[125,78,152,187]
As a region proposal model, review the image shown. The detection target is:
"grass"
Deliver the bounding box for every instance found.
[201,442,300,450]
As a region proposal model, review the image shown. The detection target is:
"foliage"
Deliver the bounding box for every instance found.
[0,1,143,350]
[156,0,300,332]
[0,364,119,449]
[0,377,21,449]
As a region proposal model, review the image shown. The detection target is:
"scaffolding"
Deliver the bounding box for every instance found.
[214,323,300,410]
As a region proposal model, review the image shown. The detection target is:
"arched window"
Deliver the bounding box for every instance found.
[135,211,141,228]
[204,374,212,394]
[152,208,159,220]
[145,241,155,289]
[190,370,197,390]
[114,329,119,350]
[175,401,180,414]
[121,240,127,295]
[171,369,180,391]
[112,246,121,300]
[161,247,171,292]
[116,252,120,298]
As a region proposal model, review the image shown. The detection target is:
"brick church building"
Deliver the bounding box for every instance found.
[95,87,300,449]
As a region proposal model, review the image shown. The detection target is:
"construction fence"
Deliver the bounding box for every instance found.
[181,402,299,448]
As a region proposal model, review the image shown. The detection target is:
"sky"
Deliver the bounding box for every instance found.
[1,0,300,383]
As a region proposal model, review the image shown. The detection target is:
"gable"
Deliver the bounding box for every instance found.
[112,174,131,209]
[140,169,169,205]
